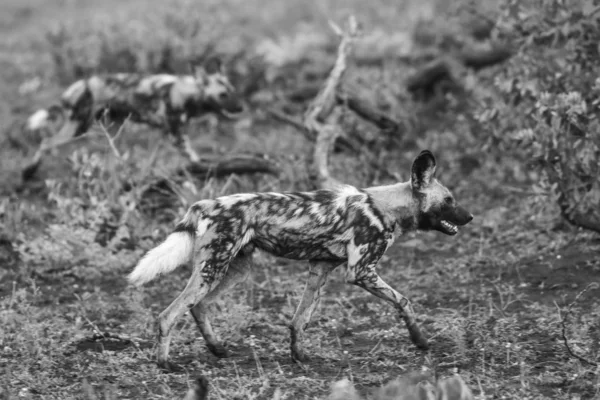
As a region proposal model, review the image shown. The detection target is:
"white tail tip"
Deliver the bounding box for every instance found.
[26,109,49,131]
[128,232,193,286]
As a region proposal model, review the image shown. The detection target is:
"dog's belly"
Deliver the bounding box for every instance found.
[252,236,347,262]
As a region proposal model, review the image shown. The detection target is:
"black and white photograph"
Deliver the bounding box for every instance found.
[1,0,599,398]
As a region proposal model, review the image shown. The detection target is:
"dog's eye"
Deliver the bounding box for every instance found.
[444,196,453,204]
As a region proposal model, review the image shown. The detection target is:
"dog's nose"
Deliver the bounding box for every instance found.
[467,213,474,222]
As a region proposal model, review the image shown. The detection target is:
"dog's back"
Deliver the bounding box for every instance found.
[185,185,394,262]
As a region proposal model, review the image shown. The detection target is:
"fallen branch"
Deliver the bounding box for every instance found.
[287,85,321,103]
[139,153,280,212]
[282,86,402,137]
[405,43,513,100]
[558,283,599,367]
[458,43,513,70]
[266,108,312,139]
[268,107,364,153]
[269,107,397,181]
[337,86,401,136]
[181,153,280,178]
[405,58,455,98]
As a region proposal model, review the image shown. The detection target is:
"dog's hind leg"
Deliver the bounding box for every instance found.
[190,251,253,358]
[289,260,338,363]
[346,241,429,351]
[156,260,226,372]
[22,116,88,181]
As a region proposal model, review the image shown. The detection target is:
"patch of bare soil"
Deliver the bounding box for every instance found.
[497,246,600,306]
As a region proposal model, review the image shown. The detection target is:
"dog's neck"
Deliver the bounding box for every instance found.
[173,77,214,111]
[363,181,418,231]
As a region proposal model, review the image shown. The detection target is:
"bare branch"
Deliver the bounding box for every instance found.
[275,16,397,188]
[268,107,363,153]
[459,43,513,70]
[269,106,398,182]
[140,153,280,211]
[337,86,401,135]
[266,108,312,139]
[328,20,343,37]
[311,109,344,190]
[304,16,360,126]
[303,15,361,189]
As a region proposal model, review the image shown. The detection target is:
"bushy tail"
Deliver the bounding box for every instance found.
[26,108,51,131]
[25,104,65,133]
[128,207,203,286]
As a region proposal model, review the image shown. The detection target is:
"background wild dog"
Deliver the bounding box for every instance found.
[22,56,244,179]
[128,150,473,372]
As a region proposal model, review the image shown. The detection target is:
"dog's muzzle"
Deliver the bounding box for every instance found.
[438,206,473,236]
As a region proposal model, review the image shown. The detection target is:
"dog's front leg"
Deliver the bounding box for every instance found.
[181,133,201,163]
[169,131,201,164]
[353,272,429,350]
[289,261,338,363]
[346,242,429,351]
[167,113,201,163]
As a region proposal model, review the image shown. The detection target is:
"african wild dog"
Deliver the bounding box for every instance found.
[128,150,473,372]
[23,57,243,178]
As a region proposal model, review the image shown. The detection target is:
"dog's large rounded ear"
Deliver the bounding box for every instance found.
[203,57,223,75]
[189,60,207,82]
[411,150,437,190]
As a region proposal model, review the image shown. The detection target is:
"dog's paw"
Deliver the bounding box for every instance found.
[207,342,230,358]
[407,324,430,351]
[157,360,184,374]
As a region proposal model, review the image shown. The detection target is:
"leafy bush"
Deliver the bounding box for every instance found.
[15,148,147,279]
[476,0,600,232]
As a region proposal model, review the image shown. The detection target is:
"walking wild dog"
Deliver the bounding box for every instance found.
[23,57,243,179]
[128,150,473,372]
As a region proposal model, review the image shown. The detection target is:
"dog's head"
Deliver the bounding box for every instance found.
[191,57,245,119]
[411,150,473,235]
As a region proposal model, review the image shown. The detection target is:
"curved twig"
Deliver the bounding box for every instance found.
[558,283,600,367]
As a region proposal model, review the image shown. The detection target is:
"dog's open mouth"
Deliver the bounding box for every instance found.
[440,220,458,235]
